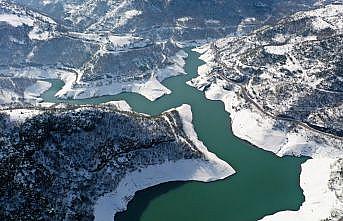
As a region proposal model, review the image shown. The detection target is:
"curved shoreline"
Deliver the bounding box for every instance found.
[260,158,342,221]
[54,50,188,102]
[94,104,235,221]
[190,44,343,221]
[38,47,307,221]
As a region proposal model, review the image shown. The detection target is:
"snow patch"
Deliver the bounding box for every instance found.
[264,44,293,55]
[28,26,53,41]
[108,34,136,47]
[0,14,34,27]
[132,75,171,101]
[105,101,132,112]
[2,109,42,122]
[24,80,52,103]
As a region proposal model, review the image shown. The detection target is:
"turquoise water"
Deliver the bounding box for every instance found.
[41,48,307,221]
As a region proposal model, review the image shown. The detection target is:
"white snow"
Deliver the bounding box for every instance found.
[0,78,52,105]
[264,44,293,55]
[1,100,130,122]
[0,14,34,27]
[0,13,53,40]
[115,9,142,28]
[260,158,342,221]
[132,75,171,101]
[93,104,235,221]
[156,50,188,81]
[294,4,343,32]
[123,9,141,18]
[177,17,192,22]
[108,34,135,47]
[41,0,52,5]
[2,109,42,122]
[231,109,287,150]
[24,80,52,103]
[272,34,287,43]
[0,89,19,104]
[55,73,171,102]
[105,101,132,112]
[311,17,334,31]
[28,26,53,41]
[205,19,220,25]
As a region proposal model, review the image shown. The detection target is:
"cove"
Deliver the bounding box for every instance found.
[41,48,308,221]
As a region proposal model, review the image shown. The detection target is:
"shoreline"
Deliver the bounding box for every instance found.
[53,50,188,102]
[1,102,235,221]
[260,157,342,221]
[189,45,343,221]
[93,104,235,221]
[0,49,188,105]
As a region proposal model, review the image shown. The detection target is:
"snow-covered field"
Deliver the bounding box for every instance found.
[94,104,235,221]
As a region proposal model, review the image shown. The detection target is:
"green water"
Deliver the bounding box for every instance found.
[41,48,307,221]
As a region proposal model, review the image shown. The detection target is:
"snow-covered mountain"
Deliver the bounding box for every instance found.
[0,0,330,103]
[1,1,342,220]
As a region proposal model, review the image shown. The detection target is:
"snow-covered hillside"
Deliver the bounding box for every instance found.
[188,4,343,221]
[0,0,329,104]
[0,102,234,220]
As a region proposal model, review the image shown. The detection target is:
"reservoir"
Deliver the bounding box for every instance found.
[41,48,307,221]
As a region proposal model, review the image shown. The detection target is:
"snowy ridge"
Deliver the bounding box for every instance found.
[2,108,43,122]
[0,13,34,27]
[94,104,235,221]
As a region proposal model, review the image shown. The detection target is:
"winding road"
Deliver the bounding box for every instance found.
[210,42,343,141]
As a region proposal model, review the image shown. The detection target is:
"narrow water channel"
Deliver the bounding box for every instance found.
[41,48,307,221]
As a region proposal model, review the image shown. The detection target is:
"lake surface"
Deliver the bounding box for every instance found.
[41,48,307,221]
